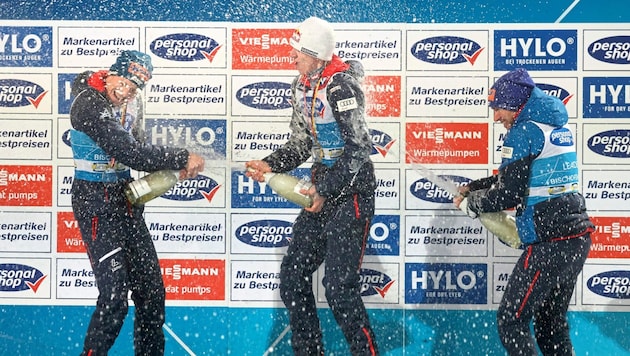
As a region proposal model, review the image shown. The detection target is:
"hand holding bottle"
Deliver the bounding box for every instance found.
[452,187,521,249]
[183,152,205,179]
[452,185,469,208]
[245,160,271,182]
[302,184,326,213]
[245,161,315,208]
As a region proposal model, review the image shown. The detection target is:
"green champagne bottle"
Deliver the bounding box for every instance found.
[124,170,179,206]
[261,172,313,208]
[478,212,521,249]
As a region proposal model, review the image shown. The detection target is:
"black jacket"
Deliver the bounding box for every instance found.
[262,58,375,199]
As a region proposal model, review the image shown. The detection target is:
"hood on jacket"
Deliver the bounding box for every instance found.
[344,59,364,83]
[319,56,364,88]
[517,87,568,128]
[71,71,94,97]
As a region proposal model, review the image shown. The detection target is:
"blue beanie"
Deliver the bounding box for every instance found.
[488,68,535,111]
[110,50,153,89]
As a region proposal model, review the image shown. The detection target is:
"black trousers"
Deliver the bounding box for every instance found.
[73,182,165,356]
[279,193,379,356]
[497,234,591,356]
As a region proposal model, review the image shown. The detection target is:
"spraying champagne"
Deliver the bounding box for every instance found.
[411,163,521,249]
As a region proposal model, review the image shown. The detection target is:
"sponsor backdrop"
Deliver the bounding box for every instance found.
[1,1,630,355]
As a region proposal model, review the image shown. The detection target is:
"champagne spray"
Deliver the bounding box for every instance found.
[411,163,521,249]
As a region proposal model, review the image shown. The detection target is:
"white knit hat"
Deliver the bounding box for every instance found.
[289,17,335,61]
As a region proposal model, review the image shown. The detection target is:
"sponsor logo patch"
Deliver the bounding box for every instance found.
[337,97,357,112]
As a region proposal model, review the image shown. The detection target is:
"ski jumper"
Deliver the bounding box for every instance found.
[466,88,594,355]
[70,70,189,356]
[263,57,379,356]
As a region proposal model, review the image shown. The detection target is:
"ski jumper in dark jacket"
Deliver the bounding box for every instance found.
[465,86,594,355]
[70,69,189,356]
[263,56,378,356]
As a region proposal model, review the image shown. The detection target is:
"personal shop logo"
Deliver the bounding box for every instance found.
[549,127,574,147]
[0,79,47,108]
[0,263,47,293]
[410,175,470,203]
[370,128,397,157]
[587,130,630,158]
[162,174,221,202]
[587,270,630,299]
[234,219,293,248]
[536,83,574,105]
[587,35,630,64]
[235,81,292,110]
[358,268,396,298]
[150,33,222,62]
[410,36,484,65]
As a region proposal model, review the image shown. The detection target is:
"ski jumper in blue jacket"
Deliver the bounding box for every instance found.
[460,69,594,355]
[70,51,190,356]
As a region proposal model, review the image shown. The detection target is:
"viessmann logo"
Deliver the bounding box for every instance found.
[410,175,470,203]
[235,81,292,110]
[587,270,630,299]
[588,36,630,64]
[410,36,484,65]
[237,32,290,49]
[235,220,292,248]
[0,263,47,293]
[150,33,222,62]
[587,130,630,158]
[0,79,47,108]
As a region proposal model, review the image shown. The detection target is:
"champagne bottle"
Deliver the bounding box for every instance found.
[258,171,313,208]
[124,170,179,206]
[478,212,521,249]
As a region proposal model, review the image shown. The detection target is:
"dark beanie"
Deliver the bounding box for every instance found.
[488,68,535,111]
[109,50,153,89]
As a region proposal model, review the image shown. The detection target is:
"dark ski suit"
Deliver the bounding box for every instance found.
[465,87,594,355]
[263,57,379,356]
[70,70,189,356]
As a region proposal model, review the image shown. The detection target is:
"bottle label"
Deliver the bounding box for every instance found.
[294,178,312,196]
[129,179,152,198]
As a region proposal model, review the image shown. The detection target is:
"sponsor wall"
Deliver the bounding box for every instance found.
[1,19,630,354]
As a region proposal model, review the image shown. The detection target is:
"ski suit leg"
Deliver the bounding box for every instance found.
[497,235,591,356]
[280,210,327,355]
[76,198,165,356]
[322,195,378,356]
[77,210,132,356]
[126,212,166,356]
[533,235,590,355]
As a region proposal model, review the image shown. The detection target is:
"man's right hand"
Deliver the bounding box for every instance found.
[452,186,469,208]
[245,160,271,182]
[182,153,205,179]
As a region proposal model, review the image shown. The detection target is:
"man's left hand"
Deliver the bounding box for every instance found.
[302,185,325,213]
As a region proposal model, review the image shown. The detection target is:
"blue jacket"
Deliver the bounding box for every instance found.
[70,71,189,206]
[467,87,594,246]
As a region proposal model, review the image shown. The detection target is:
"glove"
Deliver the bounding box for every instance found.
[459,197,478,219]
